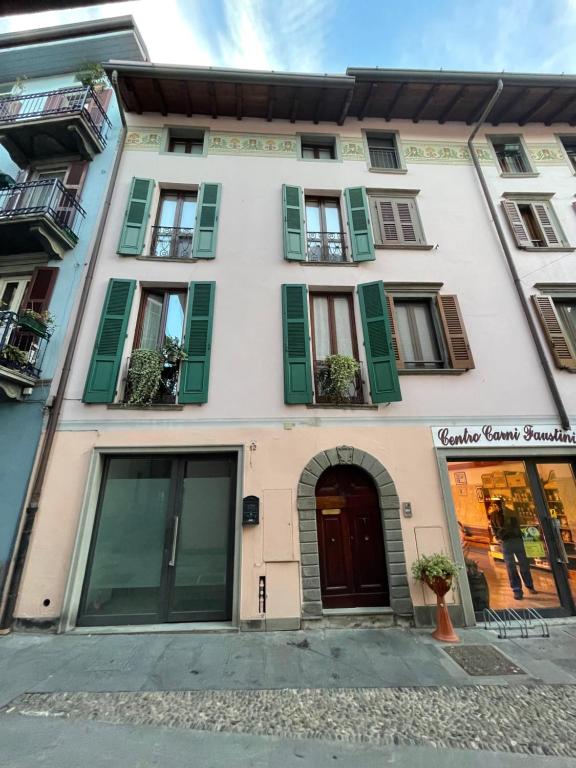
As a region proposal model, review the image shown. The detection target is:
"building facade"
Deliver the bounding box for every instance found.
[12,64,576,632]
[0,18,148,615]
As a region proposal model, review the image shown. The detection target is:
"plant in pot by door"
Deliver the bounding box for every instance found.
[412,553,460,643]
[465,557,490,612]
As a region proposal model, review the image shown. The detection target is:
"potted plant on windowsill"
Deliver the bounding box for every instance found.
[17,309,54,338]
[321,354,360,403]
[412,553,460,643]
[1,344,28,367]
[126,338,187,406]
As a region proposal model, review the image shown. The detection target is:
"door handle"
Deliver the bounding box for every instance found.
[169,516,179,567]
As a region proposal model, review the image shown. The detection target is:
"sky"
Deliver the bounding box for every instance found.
[1,0,576,75]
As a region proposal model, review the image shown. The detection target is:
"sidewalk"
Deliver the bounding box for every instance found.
[1,624,576,766]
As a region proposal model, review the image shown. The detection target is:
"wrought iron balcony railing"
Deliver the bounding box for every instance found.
[313,360,365,405]
[0,179,86,240]
[368,146,400,169]
[124,357,180,405]
[496,151,529,174]
[0,86,112,145]
[0,310,51,379]
[306,231,346,262]
[150,226,194,259]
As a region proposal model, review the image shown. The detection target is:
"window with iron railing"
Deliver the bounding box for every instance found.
[561,137,576,172]
[305,197,346,262]
[152,191,197,259]
[366,133,401,170]
[491,138,531,174]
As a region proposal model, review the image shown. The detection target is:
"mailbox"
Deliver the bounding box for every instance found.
[242,495,260,525]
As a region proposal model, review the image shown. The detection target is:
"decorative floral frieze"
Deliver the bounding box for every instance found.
[341,138,366,160]
[125,128,163,151]
[402,141,492,165]
[208,133,297,157]
[528,144,566,164]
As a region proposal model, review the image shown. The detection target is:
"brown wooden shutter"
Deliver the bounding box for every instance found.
[44,92,65,111]
[20,267,58,313]
[532,202,562,246]
[532,295,576,370]
[63,161,88,199]
[385,294,404,369]
[89,88,112,128]
[501,200,531,247]
[375,198,423,245]
[437,295,475,370]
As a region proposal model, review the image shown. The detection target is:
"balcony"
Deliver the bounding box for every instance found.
[0,311,51,400]
[0,86,112,165]
[306,231,347,263]
[150,226,194,260]
[0,179,86,258]
[313,360,365,405]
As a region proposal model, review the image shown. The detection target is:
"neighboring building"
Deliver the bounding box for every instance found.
[0,18,148,611]
[12,63,576,632]
[1,1,125,14]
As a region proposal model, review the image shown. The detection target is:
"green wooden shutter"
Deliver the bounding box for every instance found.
[83,279,135,403]
[178,282,215,403]
[117,177,154,255]
[282,284,312,403]
[358,281,401,403]
[192,183,221,259]
[345,187,375,261]
[282,184,305,261]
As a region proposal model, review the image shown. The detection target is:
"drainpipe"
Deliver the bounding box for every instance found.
[467,79,570,430]
[0,71,127,629]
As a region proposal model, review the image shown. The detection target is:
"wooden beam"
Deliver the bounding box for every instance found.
[153,79,168,117]
[357,82,377,121]
[413,84,438,123]
[314,89,326,125]
[235,83,243,120]
[544,92,576,126]
[338,87,354,126]
[467,89,502,125]
[124,77,142,114]
[518,88,556,125]
[384,83,405,121]
[290,90,299,123]
[438,85,466,124]
[208,82,218,119]
[181,80,193,117]
[266,86,276,122]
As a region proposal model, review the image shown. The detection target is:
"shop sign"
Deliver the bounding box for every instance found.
[434,424,576,449]
[522,526,546,559]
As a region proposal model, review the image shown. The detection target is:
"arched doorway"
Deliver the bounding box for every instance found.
[316,465,389,609]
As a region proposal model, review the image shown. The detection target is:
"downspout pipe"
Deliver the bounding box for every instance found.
[0,71,127,629]
[467,79,570,430]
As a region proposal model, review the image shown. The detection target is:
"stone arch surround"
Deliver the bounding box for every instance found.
[297,445,414,620]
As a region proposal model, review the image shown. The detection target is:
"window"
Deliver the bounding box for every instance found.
[491,137,532,174]
[152,190,197,259]
[388,292,475,371]
[167,129,205,155]
[309,292,363,403]
[0,275,29,313]
[366,132,401,170]
[394,299,444,369]
[300,136,336,160]
[501,199,569,249]
[560,136,576,172]
[533,294,576,370]
[556,301,576,355]
[305,197,346,262]
[369,194,426,246]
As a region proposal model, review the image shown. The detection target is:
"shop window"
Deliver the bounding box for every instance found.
[366,132,401,170]
[369,194,427,247]
[151,190,197,259]
[309,291,364,404]
[304,197,346,262]
[387,292,475,371]
[300,136,336,160]
[501,199,570,250]
[167,128,205,155]
[490,136,533,174]
[560,136,576,171]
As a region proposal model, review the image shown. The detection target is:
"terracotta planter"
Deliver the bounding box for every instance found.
[424,575,459,643]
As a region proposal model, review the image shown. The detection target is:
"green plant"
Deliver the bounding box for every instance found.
[20,309,55,328]
[127,349,164,405]
[74,62,108,89]
[162,336,187,364]
[411,553,460,583]
[323,354,360,401]
[2,344,28,365]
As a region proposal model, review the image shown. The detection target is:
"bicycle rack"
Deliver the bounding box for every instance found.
[483,607,549,639]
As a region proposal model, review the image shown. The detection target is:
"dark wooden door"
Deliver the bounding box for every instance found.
[316,466,389,608]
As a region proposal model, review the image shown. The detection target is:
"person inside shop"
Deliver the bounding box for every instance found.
[488,498,538,600]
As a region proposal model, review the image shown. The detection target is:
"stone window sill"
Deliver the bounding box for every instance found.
[522,247,575,253]
[137,256,199,263]
[307,403,378,410]
[500,172,539,178]
[107,403,185,410]
[300,261,359,267]
[375,244,434,251]
[398,368,468,375]
[368,167,407,174]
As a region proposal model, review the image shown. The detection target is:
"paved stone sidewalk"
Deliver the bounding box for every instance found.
[5,684,576,758]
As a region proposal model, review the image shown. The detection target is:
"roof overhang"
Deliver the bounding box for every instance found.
[106,62,576,126]
[1,0,125,14]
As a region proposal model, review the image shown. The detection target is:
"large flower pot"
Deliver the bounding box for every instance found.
[425,575,460,643]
